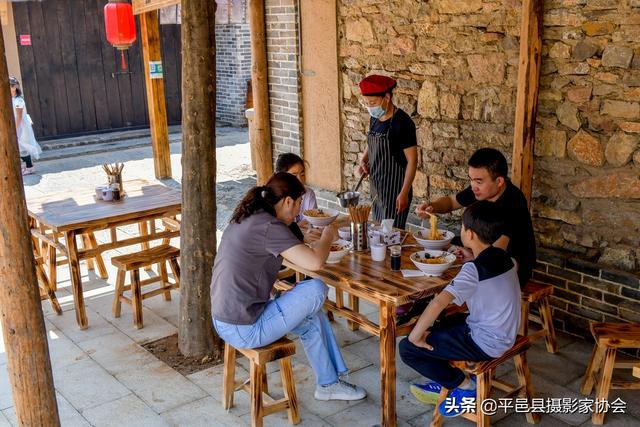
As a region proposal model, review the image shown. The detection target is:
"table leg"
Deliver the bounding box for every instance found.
[65,231,88,329]
[139,221,153,272]
[379,301,397,427]
[348,295,360,331]
[87,233,109,279]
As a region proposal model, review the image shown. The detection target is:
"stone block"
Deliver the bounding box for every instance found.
[345,17,375,45]
[417,80,440,119]
[390,36,415,55]
[558,62,590,75]
[408,62,442,76]
[467,53,505,84]
[568,173,640,198]
[602,45,634,68]
[535,128,567,158]
[567,129,605,166]
[566,85,592,103]
[601,100,640,119]
[440,92,460,119]
[634,149,640,166]
[594,71,619,83]
[430,174,465,191]
[556,102,582,131]
[605,131,639,166]
[436,0,482,14]
[582,21,614,36]
[549,42,571,59]
[537,206,582,225]
[599,247,638,272]
[572,40,599,61]
[624,87,640,101]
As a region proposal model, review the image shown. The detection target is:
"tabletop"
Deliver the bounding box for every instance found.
[284,218,461,306]
[27,179,182,232]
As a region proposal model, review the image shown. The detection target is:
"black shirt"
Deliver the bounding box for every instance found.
[456,181,536,287]
[369,108,417,167]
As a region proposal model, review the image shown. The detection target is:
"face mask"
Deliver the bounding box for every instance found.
[367,105,386,119]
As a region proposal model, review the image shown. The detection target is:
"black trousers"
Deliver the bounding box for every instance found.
[21,155,33,168]
[399,313,491,389]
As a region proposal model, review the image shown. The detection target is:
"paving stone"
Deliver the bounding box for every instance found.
[46,305,118,345]
[187,364,252,417]
[0,412,10,427]
[325,401,393,427]
[82,394,169,427]
[44,327,90,370]
[0,366,12,411]
[114,360,207,413]
[77,331,158,376]
[2,393,90,427]
[162,397,246,427]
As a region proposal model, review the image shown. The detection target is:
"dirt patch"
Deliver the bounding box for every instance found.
[143,334,223,376]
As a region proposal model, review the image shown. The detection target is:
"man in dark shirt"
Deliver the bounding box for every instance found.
[415,148,536,287]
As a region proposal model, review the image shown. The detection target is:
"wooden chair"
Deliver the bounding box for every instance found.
[520,280,558,354]
[580,322,640,425]
[430,335,540,427]
[111,244,180,329]
[223,337,300,427]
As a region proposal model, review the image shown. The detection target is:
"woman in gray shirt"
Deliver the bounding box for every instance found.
[211,172,366,401]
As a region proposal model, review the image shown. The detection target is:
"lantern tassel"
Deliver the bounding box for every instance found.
[120,50,127,71]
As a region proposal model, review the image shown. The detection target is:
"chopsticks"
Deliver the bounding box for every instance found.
[102,163,124,175]
[348,204,372,223]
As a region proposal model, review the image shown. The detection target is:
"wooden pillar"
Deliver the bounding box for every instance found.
[249,0,273,185]
[0,29,60,427]
[512,0,544,207]
[140,10,172,179]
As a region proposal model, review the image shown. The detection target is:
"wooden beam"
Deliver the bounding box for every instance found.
[140,10,172,179]
[132,0,181,15]
[249,0,274,185]
[512,0,544,207]
[0,28,60,427]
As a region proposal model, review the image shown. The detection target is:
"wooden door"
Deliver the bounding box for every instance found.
[12,0,182,139]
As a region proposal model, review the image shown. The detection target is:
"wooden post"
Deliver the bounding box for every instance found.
[178,0,222,358]
[511,0,544,207]
[0,29,60,427]
[248,0,273,185]
[140,10,172,179]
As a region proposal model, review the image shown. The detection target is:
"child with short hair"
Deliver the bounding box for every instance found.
[399,201,521,418]
[275,153,317,222]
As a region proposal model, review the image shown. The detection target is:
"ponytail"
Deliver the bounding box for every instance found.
[231,172,306,223]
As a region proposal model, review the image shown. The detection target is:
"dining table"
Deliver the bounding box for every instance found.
[282,217,461,427]
[27,179,181,329]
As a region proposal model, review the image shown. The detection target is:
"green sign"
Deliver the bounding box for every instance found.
[149,61,163,79]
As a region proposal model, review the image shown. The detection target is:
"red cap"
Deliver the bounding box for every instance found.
[359,74,397,96]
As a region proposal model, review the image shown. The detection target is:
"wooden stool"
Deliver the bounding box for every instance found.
[223,337,300,427]
[520,280,558,354]
[34,255,62,315]
[580,322,640,425]
[430,335,540,427]
[111,245,180,328]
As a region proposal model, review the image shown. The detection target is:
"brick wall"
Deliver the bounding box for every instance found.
[265,0,303,161]
[216,23,252,126]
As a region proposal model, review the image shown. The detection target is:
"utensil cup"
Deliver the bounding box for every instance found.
[351,221,369,252]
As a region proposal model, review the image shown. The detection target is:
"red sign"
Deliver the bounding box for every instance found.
[19,35,31,46]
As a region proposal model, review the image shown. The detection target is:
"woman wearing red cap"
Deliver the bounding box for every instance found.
[357,74,417,229]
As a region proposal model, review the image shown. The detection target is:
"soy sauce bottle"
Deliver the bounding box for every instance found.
[390,245,402,271]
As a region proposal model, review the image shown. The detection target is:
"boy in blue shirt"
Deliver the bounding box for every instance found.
[399,201,521,417]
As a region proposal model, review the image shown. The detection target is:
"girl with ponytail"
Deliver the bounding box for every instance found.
[211,172,367,401]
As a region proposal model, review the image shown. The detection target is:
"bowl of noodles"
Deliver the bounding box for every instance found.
[326,239,352,264]
[303,208,339,227]
[412,213,454,249]
[410,250,456,277]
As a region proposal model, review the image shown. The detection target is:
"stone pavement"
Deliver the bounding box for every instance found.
[2,129,640,426]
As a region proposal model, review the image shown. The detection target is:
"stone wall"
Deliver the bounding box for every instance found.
[336,0,640,336]
[266,0,304,160]
[216,23,252,126]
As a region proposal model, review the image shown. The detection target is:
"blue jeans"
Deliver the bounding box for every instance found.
[213,279,348,386]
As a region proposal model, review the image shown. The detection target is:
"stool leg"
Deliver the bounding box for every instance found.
[261,369,269,396]
[279,357,300,425]
[580,345,606,395]
[429,387,448,427]
[223,344,236,410]
[349,295,360,331]
[159,261,172,301]
[82,234,95,271]
[538,297,558,353]
[130,269,143,328]
[592,347,616,425]
[169,258,181,287]
[519,300,530,337]
[87,233,108,279]
[112,269,126,318]
[326,310,335,322]
[514,351,540,424]
[48,244,57,291]
[476,371,491,427]
[35,260,62,315]
[250,362,265,427]
[138,222,153,272]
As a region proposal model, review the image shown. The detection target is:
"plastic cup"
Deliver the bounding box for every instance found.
[371,243,386,262]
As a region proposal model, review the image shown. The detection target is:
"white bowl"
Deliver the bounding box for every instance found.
[303,208,339,227]
[327,239,352,264]
[338,226,352,241]
[410,250,456,277]
[413,228,455,250]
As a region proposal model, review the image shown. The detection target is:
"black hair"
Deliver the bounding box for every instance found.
[462,201,506,245]
[275,152,306,174]
[9,77,22,97]
[231,172,305,223]
[468,148,508,180]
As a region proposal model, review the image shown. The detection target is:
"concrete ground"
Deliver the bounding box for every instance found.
[2,128,640,426]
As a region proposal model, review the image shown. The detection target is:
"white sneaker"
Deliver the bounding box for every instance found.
[314,380,367,401]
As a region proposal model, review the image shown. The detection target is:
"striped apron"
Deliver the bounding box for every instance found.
[367,111,413,229]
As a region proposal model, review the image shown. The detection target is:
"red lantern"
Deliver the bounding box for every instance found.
[104,0,137,71]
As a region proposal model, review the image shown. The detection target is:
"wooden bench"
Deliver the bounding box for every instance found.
[520,280,558,354]
[580,322,640,425]
[111,244,180,328]
[430,335,540,427]
[223,337,300,427]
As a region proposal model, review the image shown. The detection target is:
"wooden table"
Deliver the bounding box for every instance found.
[283,218,460,427]
[27,179,181,329]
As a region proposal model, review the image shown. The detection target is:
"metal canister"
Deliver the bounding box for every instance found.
[350,221,369,252]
